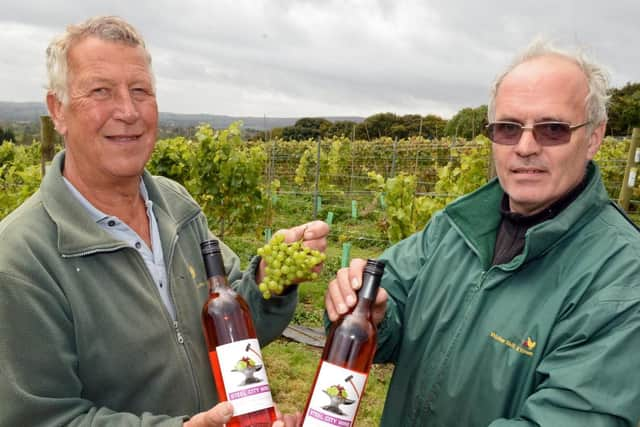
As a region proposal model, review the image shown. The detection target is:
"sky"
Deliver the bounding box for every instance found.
[1,0,638,119]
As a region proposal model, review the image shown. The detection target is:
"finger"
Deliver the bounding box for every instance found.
[327,268,355,316]
[207,402,233,425]
[302,235,327,253]
[282,412,302,427]
[375,287,388,305]
[302,220,330,241]
[348,258,368,291]
[276,222,310,244]
[274,404,282,420]
[325,284,340,321]
[372,288,389,326]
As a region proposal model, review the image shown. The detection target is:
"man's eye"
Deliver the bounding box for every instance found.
[131,87,152,98]
[91,88,109,97]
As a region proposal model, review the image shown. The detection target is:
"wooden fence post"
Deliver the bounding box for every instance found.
[488,143,497,180]
[618,128,640,211]
[312,137,321,219]
[40,115,56,177]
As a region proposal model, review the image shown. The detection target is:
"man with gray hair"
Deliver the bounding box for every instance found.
[326,40,640,426]
[0,15,327,426]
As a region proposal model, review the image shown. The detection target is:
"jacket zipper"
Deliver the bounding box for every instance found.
[60,243,131,259]
[174,320,185,344]
[166,232,203,411]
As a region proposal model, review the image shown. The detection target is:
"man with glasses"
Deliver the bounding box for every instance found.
[326,40,640,426]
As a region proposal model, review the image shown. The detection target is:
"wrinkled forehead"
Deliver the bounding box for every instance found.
[500,55,589,101]
[67,34,152,65]
[496,56,589,118]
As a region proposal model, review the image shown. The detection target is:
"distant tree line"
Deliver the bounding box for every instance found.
[1,82,638,146]
[254,113,449,141]
[254,82,640,141]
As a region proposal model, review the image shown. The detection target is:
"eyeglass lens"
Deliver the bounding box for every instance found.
[489,122,573,145]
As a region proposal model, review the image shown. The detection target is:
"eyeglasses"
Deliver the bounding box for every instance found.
[486,121,590,146]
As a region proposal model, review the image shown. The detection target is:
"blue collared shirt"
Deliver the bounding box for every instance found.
[63,177,176,320]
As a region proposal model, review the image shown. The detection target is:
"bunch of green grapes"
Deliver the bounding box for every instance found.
[257,233,326,299]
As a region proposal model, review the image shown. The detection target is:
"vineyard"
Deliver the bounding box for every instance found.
[1,123,635,324]
[2,122,634,235]
[0,123,636,422]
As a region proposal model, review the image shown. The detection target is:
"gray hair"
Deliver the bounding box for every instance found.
[488,38,610,132]
[46,15,154,104]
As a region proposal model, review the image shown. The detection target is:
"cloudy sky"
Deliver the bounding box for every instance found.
[1,0,638,119]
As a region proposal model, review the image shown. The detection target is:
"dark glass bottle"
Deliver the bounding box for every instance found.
[301,259,385,426]
[200,239,276,427]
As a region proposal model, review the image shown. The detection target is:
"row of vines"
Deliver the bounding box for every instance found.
[0,122,635,246]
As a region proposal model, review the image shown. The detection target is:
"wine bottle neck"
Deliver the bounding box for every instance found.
[202,251,228,292]
[348,269,381,318]
[351,296,374,317]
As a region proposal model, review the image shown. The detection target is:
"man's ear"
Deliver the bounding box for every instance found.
[586,121,606,160]
[46,92,67,137]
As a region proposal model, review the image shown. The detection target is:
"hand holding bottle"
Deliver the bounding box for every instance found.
[325,259,388,324]
[184,402,302,426]
[303,260,385,426]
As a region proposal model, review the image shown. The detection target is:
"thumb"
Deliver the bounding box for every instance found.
[276,223,306,243]
[206,402,234,424]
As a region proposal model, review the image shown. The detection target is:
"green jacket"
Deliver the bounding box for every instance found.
[375,162,640,426]
[0,152,297,426]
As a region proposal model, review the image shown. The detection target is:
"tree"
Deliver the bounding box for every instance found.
[398,114,422,138]
[325,120,357,138]
[0,126,16,143]
[357,113,399,139]
[608,82,640,136]
[421,114,448,139]
[282,117,332,140]
[444,105,488,139]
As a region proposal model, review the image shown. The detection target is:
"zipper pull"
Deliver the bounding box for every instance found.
[173,321,185,344]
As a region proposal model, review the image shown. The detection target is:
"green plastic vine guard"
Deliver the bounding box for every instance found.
[326,211,334,225]
[341,242,352,268]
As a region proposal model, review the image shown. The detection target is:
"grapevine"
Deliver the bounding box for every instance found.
[257,232,326,299]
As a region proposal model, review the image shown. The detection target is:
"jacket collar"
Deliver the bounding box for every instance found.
[444,161,609,269]
[41,151,201,257]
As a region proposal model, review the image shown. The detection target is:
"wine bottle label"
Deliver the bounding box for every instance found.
[303,361,368,427]
[215,338,274,416]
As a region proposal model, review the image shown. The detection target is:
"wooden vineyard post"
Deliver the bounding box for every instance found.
[618,128,640,212]
[40,115,56,177]
[487,142,497,180]
[313,137,321,219]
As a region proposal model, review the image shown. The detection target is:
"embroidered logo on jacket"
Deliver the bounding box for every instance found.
[489,331,535,357]
[522,336,537,350]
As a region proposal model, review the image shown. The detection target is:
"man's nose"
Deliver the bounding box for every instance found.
[514,127,542,156]
[112,88,140,123]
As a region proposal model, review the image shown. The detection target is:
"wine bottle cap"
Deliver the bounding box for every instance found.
[201,239,221,255]
[359,259,385,301]
[201,239,225,278]
[364,259,385,277]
